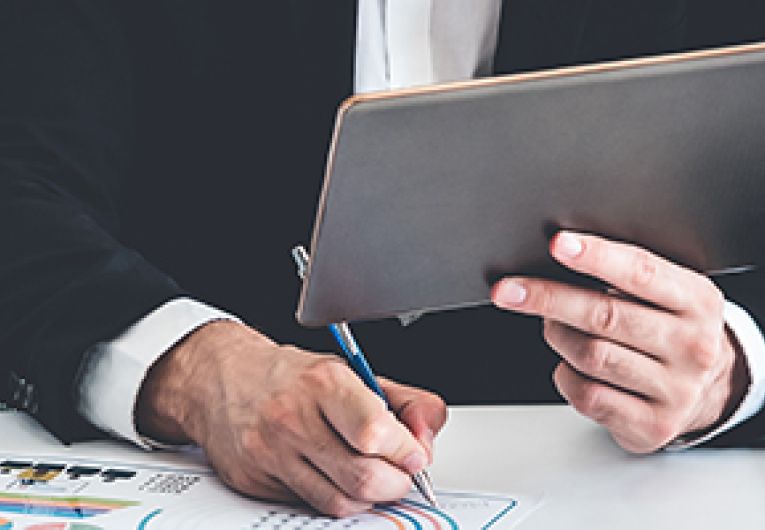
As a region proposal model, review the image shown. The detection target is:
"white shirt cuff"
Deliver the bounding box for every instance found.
[668,300,765,449]
[76,297,241,449]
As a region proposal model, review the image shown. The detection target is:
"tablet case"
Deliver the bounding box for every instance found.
[297,42,765,326]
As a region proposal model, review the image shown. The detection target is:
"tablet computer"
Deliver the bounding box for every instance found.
[297,41,765,327]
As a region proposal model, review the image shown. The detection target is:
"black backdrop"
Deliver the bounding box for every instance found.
[118,1,765,405]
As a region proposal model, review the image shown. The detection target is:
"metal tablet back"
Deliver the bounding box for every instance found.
[297,42,765,326]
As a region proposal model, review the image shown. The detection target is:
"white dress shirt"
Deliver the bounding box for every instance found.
[78,0,765,448]
[355,0,502,93]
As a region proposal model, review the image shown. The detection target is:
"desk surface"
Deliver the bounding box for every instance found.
[2,405,764,529]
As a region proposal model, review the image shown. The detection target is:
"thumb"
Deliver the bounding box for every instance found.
[379,378,448,461]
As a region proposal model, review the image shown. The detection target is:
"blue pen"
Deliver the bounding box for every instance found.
[291,245,438,508]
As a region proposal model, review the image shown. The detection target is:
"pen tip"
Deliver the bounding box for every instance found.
[412,471,439,509]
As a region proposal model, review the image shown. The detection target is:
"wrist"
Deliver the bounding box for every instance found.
[135,320,272,445]
[685,327,750,437]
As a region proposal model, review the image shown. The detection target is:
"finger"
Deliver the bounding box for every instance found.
[318,364,429,475]
[553,363,676,452]
[255,479,301,505]
[493,276,682,362]
[209,455,300,504]
[543,320,669,401]
[232,474,299,504]
[548,231,721,315]
[379,377,448,458]
[277,453,373,518]
[300,413,411,502]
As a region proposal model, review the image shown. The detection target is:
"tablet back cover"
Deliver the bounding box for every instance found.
[298,43,765,326]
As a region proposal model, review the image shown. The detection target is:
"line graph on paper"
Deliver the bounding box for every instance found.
[0,453,537,529]
[139,491,529,530]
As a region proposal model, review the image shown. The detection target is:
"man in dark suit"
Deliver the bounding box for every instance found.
[2,0,764,516]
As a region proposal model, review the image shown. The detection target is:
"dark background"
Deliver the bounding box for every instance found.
[117,0,765,406]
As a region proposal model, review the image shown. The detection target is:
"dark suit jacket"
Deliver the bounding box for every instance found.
[1,0,764,445]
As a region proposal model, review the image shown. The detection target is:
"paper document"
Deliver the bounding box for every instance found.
[0,452,537,529]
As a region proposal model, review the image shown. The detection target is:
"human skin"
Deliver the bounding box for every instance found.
[493,231,749,452]
[136,320,448,517]
[135,229,747,518]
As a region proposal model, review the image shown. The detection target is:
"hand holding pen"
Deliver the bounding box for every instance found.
[292,246,441,508]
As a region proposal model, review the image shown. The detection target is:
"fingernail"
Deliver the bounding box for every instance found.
[495,281,527,306]
[556,232,583,259]
[403,451,427,474]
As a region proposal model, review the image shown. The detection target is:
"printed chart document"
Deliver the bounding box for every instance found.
[0,452,538,529]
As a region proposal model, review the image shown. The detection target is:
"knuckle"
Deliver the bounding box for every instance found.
[322,492,357,518]
[631,251,658,289]
[407,392,449,432]
[536,283,557,315]
[575,384,609,422]
[261,394,302,438]
[542,319,555,345]
[649,415,680,448]
[346,461,380,500]
[355,413,391,455]
[590,297,619,335]
[611,434,647,455]
[552,363,566,388]
[687,332,720,371]
[432,392,448,410]
[614,432,658,455]
[310,433,333,457]
[579,339,613,377]
[423,392,449,420]
[218,467,254,496]
[632,443,659,455]
[303,358,352,394]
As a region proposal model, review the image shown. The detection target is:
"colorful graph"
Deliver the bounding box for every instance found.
[372,500,459,530]
[0,453,531,529]
[138,493,520,530]
[370,495,519,530]
[18,523,104,530]
[0,494,137,519]
[24,523,104,530]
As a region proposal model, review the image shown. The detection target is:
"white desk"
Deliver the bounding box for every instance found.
[2,405,764,529]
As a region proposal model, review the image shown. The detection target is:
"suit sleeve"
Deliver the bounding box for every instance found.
[0,2,185,442]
